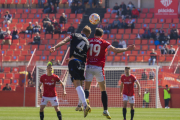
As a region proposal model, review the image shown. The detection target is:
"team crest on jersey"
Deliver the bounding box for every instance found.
[129,78,131,81]
[51,79,54,81]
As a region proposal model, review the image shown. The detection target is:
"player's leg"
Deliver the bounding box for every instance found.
[76,81,85,111]
[40,97,48,120]
[122,95,128,120]
[129,96,135,120]
[50,96,62,120]
[54,106,62,120]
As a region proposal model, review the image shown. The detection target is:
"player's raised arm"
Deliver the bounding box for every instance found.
[135,80,141,97]
[108,44,135,53]
[39,83,43,98]
[50,36,71,52]
[58,80,66,96]
[120,82,124,97]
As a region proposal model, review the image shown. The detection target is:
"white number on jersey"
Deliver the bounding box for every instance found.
[76,41,86,52]
[90,44,101,56]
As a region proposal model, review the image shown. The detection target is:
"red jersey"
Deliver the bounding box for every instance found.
[87,37,111,68]
[40,74,60,97]
[121,74,137,96]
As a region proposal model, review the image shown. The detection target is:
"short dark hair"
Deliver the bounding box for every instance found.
[95,28,104,37]
[166,85,168,87]
[125,67,130,69]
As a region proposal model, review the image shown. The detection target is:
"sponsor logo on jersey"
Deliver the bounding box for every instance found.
[124,82,132,84]
[44,82,55,85]
[45,79,47,81]
[51,79,54,81]
[129,78,131,81]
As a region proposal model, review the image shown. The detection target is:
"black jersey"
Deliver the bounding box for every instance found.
[69,33,89,62]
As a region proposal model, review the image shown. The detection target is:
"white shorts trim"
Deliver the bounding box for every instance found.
[85,65,104,82]
[40,96,59,106]
[123,94,135,103]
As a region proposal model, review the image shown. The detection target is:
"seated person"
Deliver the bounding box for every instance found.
[52,0,60,7]
[71,3,79,14]
[121,20,128,29]
[149,49,157,65]
[77,2,85,13]
[142,27,151,39]
[141,69,148,80]
[33,22,41,33]
[149,69,155,80]
[3,84,11,91]
[43,3,51,13]
[59,13,67,24]
[3,27,11,35]
[97,22,103,29]
[1,32,12,45]
[169,45,175,54]
[103,23,111,34]
[127,1,135,10]
[119,2,127,11]
[112,39,119,48]
[161,44,169,54]
[45,22,54,34]
[3,11,12,25]
[125,7,132,19]
[159,28,165,37]
[67,23,75,34]
[150,29,157,40]
[131,7,139,18]
[118,39,126,48]
[160,33,170,45]
[49,4,57,13]
[116,7,125,18]
[54,23,66,34]
[51,16,58,26]
[127,18,134,31]
[42,15,51,28]
[170,26,179,40]
[0,27,5,39]
[26,22,33,34]
[112,18,121,29]
[111,3,119,14]
[29,32,41,45]
[11,26,19,40]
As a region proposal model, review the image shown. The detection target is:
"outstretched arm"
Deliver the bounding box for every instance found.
[58,80,67,96]
[135,80,141,97]
[50,37,71,52]
[108,44,135,53]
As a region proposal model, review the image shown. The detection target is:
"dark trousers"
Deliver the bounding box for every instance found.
[143,100,149,108]
[164,99,170,107]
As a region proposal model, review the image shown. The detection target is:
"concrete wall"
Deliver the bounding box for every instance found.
[108,0,154,8]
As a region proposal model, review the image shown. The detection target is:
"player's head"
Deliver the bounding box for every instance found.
[47,64,53,74]
[82,25,91,37]
[94,28,104,37]
[145,88,148,92]
[166,84,168,88]
[125,67,130,76]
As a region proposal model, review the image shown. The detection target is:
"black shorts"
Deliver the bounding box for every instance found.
[68,59,85,82]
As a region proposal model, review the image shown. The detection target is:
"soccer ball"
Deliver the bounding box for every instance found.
[89,13,100,25]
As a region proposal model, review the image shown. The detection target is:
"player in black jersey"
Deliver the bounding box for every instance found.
[50,25,92,118]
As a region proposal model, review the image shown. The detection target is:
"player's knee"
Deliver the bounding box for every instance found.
[54,107,60,112]
[40,108,44,112]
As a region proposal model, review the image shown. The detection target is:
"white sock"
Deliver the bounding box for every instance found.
[104,110,108,113]
[76,86,87,108]
[78,99,82,106]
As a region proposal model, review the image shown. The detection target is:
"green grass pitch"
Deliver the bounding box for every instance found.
[0,107,180,120]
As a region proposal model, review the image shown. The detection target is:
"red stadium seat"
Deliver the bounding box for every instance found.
[147,13,153,18]
[156,24,162,29]
[58,9,64,13]
[104,13,110,18]
[19,56,25,61]
[158,19,165,23]
[36,51,43,56]
[142,8,148,13]
[16,9,23,13]
[41,56,47,61]
[4,67,11,73]
[111,14,116,18]
[106,56,113,62]
[143,55,150,62]
[6,73,13,79]
[135,24,141,29]
[114,56,121,62]
[151,18,157,23]
[159,56,165,62]
[136,56,143,62]
[56,56,63,61]
[129,34,136,39]
[129,56,136,62]
[49,40,56,45]
[44,51,50,56]
[139,29,144,34]
[6,50,14,56]
[10,85,16,91]
[14,0,19,5]
[3,79,10,84]
[111,29,117,34]
[106,8,112,13]
[173,19,179,24]
[48,56,55,61]
[163,24,169,29]
[118,29,124,34]
[0,0,6,4]
[20,0,27,4]
[70,14,76,19]
[135,45,141,50]
[128,40,134,44]
[14,73,20,79]
[31,9,37,13]
[166,19,172,23]
[149,45,156,50]
[12,67,19,73]
[149,8,154,13]
[3,56,11,61]
[37,9,43,14]
[140,13,146,18]
[123,34,129,39]
[0,73,5,79]
[0,79,2,85]
[170,39,176,45]
[166,56,173,62]
[134,40,141,44]
[65,9,71,14]
[131,51,138,55]
[125,29,131,34]
[144,19,151,24]
[137,19,143,23]
[51,51,57,56]
[58,51,65,56]
[132,29,138,34]
[11,56,18,61]
[142,40,148,44]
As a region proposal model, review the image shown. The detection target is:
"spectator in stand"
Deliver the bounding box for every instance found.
[127,1,135,10]
[42,15,51,28]
[160,33,170,45]
[97,22,103,29]
[29,32,41,46]
[0,27,5,39]
[161,44,169,54]
[77,2,85,13]
[72,0,80,4]
[151,29,157,40]
[149,69,155,80]
[3,11,12,25]
[127,18,134,32]
[94,0,100,8]
[142,27,151,39]
[45,22,54,34]
[43,3,51,13]
[120,2,126,11]
[38,0,45,8]
[169,45,175,54]
[68,0,72,7]
[156,32,160,41]
[67,23,75,34]
[125,7,132,19]
[159,28,165,37]
[149,49,157,65]
[33,22,41,33]
[54,23,62,34]
[49,4,57,13]
[121,20,128,29]
[3,84,11,91]
[52,0,60,8]
[11,26,19,40]
[116,7,125,18]
[1,32,12,45]
[112,39,119,48]
[51,16,57,26]
[59,13,67,24]
[141,69,148,80]
[112,18,121,29]
[28,80,35,87]
[3,27,11,36]
[118,39,126,48]
[103,22,111,34]
[71,3,79,14]
[142,89,150,108]
[164,85,171,109]
[26,22,33,34]
[111,3,119,14]
[131,7,139,18]
[170,26,179,40]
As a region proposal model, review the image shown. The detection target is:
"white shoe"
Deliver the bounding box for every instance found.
[142,106,145,108]
[165,107,167,109]
[167,107,170,109]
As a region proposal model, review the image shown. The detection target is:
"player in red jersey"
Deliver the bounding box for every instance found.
[75,28,135,119]
[120,67,141,120]
[39,64,66,120]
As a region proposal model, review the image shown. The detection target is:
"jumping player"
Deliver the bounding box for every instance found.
[50,25,92,117]
[39,64,66,120]
[75,28,135,119]
[120,67,141,120]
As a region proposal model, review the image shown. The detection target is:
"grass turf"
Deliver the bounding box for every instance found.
[0,107,180,120]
